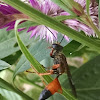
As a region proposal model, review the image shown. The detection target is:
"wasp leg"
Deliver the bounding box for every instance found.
[26,65,49,86]
[30,64,54,76]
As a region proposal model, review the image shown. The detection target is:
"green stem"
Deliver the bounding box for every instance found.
[88,16,100,37]
[86,0,90,15]
[3,0,100,53]
[83,15,100,37]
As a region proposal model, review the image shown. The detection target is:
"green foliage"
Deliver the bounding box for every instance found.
[59,55,100,100]
[0,78,33,100]
[63,40,82,57]
[0,88,22,100]
[13,40,50,80]
[0,60,11,70]
[2,51,22,65]
[18,21,39,29]
[86,0,90,15]
[54,15,78,21]
[0,0,100,100]
[51,0,75,15]
[48,93,67,100]
[0,94,7,100]
[75,55,100,100]
[0,28,35,59]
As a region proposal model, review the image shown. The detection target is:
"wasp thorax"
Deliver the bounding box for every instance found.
[52,44,63,51]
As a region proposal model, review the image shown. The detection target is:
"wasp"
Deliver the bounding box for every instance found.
[27,42,77,100]
[49,43,77,97]
[27,33,77,99]
[21,20,77,98]
[35,42,77,100]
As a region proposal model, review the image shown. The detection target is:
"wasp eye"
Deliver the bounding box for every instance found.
[52,44,63,51]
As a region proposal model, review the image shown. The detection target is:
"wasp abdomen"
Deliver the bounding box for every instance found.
[39,89,52,100]
[39,78,62,100]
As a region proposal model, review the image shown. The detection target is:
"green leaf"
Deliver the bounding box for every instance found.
[54,15,78,21]
[51,0,75,15]
[0,78,34,100]
[86,0,90,15]
[15,19,52,83]
[63,40,99,57]
[13,40,51,79]
[3,0,100,53]
[48,93,67,100]
[14,20,49,74]
[40,57,53,68]
[0,29,35,59]
[14,20,77,100]
[75,55,100,100]
[0,60,11,70]
[2,51,22,65]
[0,94,7,100]
[18,21,39,29]
[0,29,14,43]
[0,88,22,100]
[61,55,100,100]
[63,40,82,57]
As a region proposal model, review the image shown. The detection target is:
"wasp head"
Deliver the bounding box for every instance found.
[49,43,63,58]
[52,43,63,51]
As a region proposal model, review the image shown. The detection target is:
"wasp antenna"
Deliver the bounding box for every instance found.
[45,26,57,39]
[59,35,65,44]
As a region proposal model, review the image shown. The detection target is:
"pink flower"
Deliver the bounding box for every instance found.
[0,2,29,31]
[64,0,98,36]
[0,1,69,43]
[0,0,98,42]
[28,0,69,42]
[0,3,20,30]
